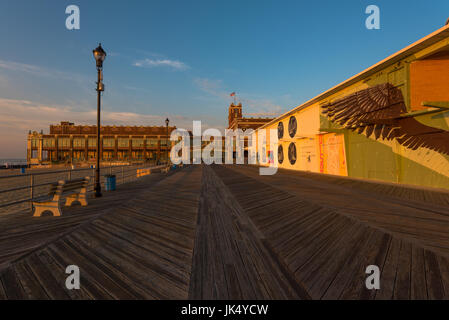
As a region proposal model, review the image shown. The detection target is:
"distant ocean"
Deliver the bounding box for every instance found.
[0,159,27,166]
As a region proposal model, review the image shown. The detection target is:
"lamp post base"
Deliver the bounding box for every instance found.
[94,183,102,198]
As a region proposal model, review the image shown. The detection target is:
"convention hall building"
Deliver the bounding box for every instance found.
[27,121,176,165]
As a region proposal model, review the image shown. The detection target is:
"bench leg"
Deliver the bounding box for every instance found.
[33,204,62,217]
[65,194,88,207]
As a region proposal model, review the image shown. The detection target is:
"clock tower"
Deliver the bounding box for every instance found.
[228,103,243,128]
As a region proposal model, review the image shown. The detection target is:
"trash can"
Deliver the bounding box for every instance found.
[105,175,116,191]
[20,167,26,174]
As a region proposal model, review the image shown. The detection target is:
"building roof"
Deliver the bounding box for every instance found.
[258,23,449,130]
[48,122,177,135]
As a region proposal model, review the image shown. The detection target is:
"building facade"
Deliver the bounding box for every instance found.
[255,23,449,191]
[27,121,176,165]
[228,103,274,131]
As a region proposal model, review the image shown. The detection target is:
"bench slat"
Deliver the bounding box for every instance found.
[45,177,90,197]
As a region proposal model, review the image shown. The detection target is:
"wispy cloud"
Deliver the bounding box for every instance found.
[0,59,88,84]
[194,77,285,116]
[133,58,190,70]
[193,78,228,99]
[0,60,42,74]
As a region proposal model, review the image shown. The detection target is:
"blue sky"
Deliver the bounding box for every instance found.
[0,0,448,157]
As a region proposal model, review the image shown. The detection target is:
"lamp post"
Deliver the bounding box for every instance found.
[93,43,106,198]
[165,118,169,165]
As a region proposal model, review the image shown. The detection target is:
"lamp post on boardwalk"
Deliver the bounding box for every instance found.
[165,118,169,165]
[93,43,106,198]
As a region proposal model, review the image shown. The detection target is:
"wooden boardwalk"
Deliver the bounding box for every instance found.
[0,167,202,299]
[0,164,449,299]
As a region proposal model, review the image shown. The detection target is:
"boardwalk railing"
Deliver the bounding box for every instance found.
[0,164,167,214]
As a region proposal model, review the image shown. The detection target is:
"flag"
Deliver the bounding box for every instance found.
[230,92,236,97]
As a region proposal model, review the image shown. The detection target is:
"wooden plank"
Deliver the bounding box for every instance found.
[26,254,71,300]
[67,229,186,299]
[224,264,243,300]
[190,165,311,300]
[424,249,445,299]
[92,216,193,277]
[437,255,449,300]
[281,212,343,265]
[50,239,138,299]
[336,228,378,300]
[89,221,192,288]
[411,246,428,300]
[0,267,26,299]
[393,241,412,300]
[0,274,7,299]
[308,223,372,299]
[14,261,49,299]
[37,248,93,300]
[323,231,390,300]
[375,238,401,300]
[291,216,357,276]
[46,244,113,299]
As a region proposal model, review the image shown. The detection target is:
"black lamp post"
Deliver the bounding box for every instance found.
[93,43,106,198]
[165,118,169,165]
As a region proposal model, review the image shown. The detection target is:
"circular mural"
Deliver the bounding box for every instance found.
[278,122,284,139]
[278,145,284,164]
[288,142,297,165]
[288,116,297,138]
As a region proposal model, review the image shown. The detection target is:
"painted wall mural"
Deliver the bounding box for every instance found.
[321,83,449,155]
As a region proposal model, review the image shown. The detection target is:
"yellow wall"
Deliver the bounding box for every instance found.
[256,33,449,190]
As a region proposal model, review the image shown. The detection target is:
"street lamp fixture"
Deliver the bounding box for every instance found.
[93,43,106,69]
[93,43,106,198]
[165,118,169,165]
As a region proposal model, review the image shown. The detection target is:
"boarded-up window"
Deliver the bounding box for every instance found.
[410,51,449,110]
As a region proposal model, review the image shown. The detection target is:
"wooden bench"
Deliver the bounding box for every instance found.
[137,168,152,178]
[161,166,170,174]
[32,177,90,217]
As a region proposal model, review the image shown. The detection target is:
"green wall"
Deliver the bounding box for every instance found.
[344,130,449,190]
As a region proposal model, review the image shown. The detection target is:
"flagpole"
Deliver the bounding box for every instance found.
[230,92,237,105]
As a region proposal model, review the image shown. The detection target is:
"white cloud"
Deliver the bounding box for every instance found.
[133,58,189,70]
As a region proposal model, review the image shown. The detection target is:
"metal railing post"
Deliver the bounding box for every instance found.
[92,168,95,191]
[30,174,34,209]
